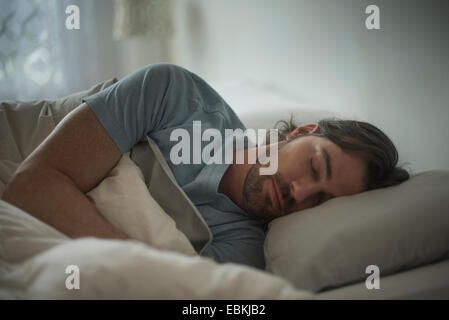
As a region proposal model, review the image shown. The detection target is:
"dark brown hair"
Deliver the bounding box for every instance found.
[274,115,410,191]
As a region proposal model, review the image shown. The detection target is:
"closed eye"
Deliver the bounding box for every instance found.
[310,157,318,180]
[316,192,324,205]
[310,158,324,205]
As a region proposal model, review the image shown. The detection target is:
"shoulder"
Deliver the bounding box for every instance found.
[139,63,191,77]
[145,64,246,130]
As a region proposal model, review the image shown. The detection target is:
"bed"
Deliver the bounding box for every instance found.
[1,77,448,299]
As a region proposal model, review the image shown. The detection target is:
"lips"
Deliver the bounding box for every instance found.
[271,177,283,212]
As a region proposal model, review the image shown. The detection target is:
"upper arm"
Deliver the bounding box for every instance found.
[18,103,122,193]
[19,63,195,192]
[82,63,198,154]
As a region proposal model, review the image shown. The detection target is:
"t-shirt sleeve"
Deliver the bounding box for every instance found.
[83,63,197,154]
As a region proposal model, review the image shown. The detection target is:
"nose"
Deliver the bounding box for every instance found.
[289,178,321,206]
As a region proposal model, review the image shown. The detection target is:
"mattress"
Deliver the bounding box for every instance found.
[316,259,449,300]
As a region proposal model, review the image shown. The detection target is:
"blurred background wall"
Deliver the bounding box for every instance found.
[1,0,448,174]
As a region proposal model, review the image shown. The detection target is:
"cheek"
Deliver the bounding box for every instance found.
[278,155,306,182]
[277,141,311,185]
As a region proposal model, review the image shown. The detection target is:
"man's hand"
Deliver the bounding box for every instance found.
[1,103,129,239]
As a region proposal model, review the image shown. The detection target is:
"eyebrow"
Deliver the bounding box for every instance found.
[322,147,332,181]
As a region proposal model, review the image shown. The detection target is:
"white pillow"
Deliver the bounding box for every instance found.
[214,79,337,131]
[264,170,449,292]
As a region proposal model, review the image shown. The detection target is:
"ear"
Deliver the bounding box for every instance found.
[286,123,320,141]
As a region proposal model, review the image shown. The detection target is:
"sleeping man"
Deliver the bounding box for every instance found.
[1,63,409,270]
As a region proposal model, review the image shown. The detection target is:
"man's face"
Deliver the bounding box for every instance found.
[242,135,367,222]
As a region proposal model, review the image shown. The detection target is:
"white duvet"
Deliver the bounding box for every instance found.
[0,155,312,300]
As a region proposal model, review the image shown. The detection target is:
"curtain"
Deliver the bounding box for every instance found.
[113,0,173,40]
[0,0,103,101]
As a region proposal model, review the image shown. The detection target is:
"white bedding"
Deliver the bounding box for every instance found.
[0,156,312,299]
[0,234,310,299]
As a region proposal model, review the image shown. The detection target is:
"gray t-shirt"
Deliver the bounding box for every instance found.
[83,63,267,269]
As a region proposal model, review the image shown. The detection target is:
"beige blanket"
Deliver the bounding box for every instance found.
[0,155,311,299]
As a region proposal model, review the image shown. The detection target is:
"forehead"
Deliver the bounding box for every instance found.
[290,135,367,195]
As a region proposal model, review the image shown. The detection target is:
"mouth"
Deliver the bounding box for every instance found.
[271,177,284,213]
